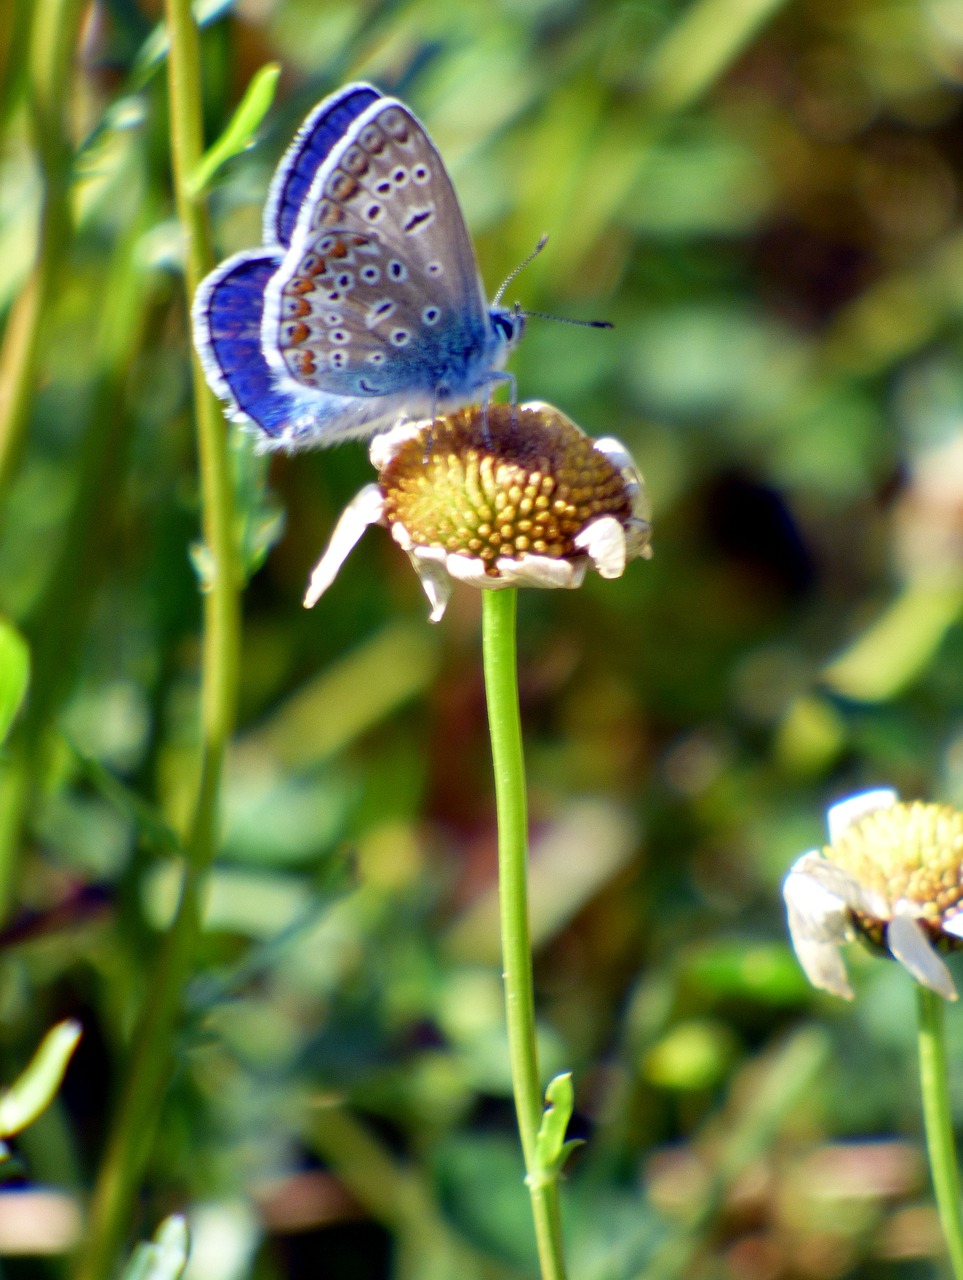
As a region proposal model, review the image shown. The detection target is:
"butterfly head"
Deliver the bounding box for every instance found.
[490,306,525,356]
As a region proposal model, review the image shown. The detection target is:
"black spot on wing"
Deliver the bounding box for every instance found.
[403,208,434,233]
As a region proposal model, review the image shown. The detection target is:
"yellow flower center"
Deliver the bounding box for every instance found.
[827,801,963,923]
[379,405,634,571]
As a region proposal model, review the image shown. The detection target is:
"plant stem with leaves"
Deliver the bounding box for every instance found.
[482,588,568,1280]
[71,2,241,1276]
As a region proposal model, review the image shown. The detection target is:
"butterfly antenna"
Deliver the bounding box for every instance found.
[522,310,613,329]
[493,234,550,306]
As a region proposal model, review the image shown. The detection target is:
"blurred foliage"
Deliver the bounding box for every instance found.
[4,0,963,1277]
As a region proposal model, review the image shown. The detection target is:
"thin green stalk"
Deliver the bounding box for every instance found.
[0,0,85,914]
[0,0,85,504]
[306,1104,499,1280]
[917,987,963,1280]
[0,216,151,919]
[71,1,241,1276]
[481,588,567,1280]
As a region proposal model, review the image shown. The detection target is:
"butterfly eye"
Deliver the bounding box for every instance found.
[491,312,519,343]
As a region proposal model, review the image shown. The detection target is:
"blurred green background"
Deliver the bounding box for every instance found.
[4,0,963,1276]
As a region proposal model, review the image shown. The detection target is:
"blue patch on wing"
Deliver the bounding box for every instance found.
[264,84,382,247]
[200,251,299,439]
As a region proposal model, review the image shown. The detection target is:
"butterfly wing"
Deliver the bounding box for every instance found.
[192,249,294,437]
[262,83,382,248]
[261,96,497,406]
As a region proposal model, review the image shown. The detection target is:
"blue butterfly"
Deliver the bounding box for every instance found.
[192,83,525,450]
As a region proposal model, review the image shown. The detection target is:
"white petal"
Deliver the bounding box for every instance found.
[788,933,855,1000]
[942,912,963,939]
[784,854,851,934]
[369,419,424,469]
[303,485,385,609]
[787,851,888,918]
[594,437,651,523]
[593,436,636,474]
[442,554,500,588]
[783,855,855,999]
[574,516,626,579]
[406,546,452,622]
[494,554,582,589]
[391,520,416,552]
[888,908,958,1000]
[441,552,582,591]
[827,789,899,844]
[624,517,653,562]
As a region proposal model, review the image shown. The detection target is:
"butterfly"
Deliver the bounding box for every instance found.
[192,83,525,451]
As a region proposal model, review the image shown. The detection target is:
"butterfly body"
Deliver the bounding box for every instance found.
[193,84,523,450]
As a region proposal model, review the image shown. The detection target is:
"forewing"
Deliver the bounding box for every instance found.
[261,97,491,399]
[262,84,382,247]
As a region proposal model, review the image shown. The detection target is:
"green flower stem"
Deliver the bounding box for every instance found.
[481,588,567,1280]
[917,987,963,1280]
[71,2,240,1277]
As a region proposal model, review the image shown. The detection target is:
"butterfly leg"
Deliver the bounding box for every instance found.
[422,385,445,465]
[481,371,517,438]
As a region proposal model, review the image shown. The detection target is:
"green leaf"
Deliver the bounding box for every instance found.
[0,1020,82,1136]
[0,618,29,745]
[821,579,963,703]
[188,63,282,195]
[122,1216,190,1280]
[534,1072,583,1177]
[231,431,286,582]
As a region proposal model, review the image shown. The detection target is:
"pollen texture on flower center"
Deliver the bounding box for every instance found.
[379,405,634,570]
[827,801,963,921]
